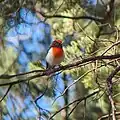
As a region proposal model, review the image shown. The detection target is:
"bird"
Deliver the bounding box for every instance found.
[46,40,64,69]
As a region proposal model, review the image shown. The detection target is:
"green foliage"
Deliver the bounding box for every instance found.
[0,0,120,120]
[0,47,17,74]
[82,72,95,89]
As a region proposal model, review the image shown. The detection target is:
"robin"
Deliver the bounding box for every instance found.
[46,40,64,69]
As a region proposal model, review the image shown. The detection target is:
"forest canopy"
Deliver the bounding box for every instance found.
[0,0,120,120]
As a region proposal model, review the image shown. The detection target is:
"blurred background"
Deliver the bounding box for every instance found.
[0,0,120,120]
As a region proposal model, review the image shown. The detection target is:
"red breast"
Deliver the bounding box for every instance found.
[52,47,64,58]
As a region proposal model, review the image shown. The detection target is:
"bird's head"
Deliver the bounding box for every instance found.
[51,39,63,48]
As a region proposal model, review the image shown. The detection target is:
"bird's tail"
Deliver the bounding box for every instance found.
[46,62,49,69]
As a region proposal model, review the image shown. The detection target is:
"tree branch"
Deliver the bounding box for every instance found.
[0,85,12,102]
[49,90,99,120]
[106,65,120,120]
[35,10,104,23]
[101,40,120,56]
[98,112,120,120]
[0,54,120,86]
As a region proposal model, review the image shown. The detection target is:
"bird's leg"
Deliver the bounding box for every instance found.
[46,65,55,75]
[54,64,62,68]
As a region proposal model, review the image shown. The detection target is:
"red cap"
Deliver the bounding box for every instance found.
[55,40,62,44]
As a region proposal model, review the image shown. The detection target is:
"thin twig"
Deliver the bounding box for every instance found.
[106,65,120,120]
[77,23,94,42]
[101,40,120,56]
[52,61,114,105]
[83,99,86,120]
[49,90,99,120]
[35,10,104,23]
[52,67,100,105]
[0,85,12,102]
[67,101,80,117]
[98,112,120,120]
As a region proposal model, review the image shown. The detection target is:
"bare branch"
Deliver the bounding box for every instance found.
[52,58,117,105]
[101,26,120,56]
[67,100,80,117]
[0,85,12,102]
[98,112,120,120]
[106,65,120,120]
[0,54,120,86]
[49,90,99,120]
[101,30,120,35]
[101,40,120,56]
[52,65,103,105]
[35,10,104,23]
